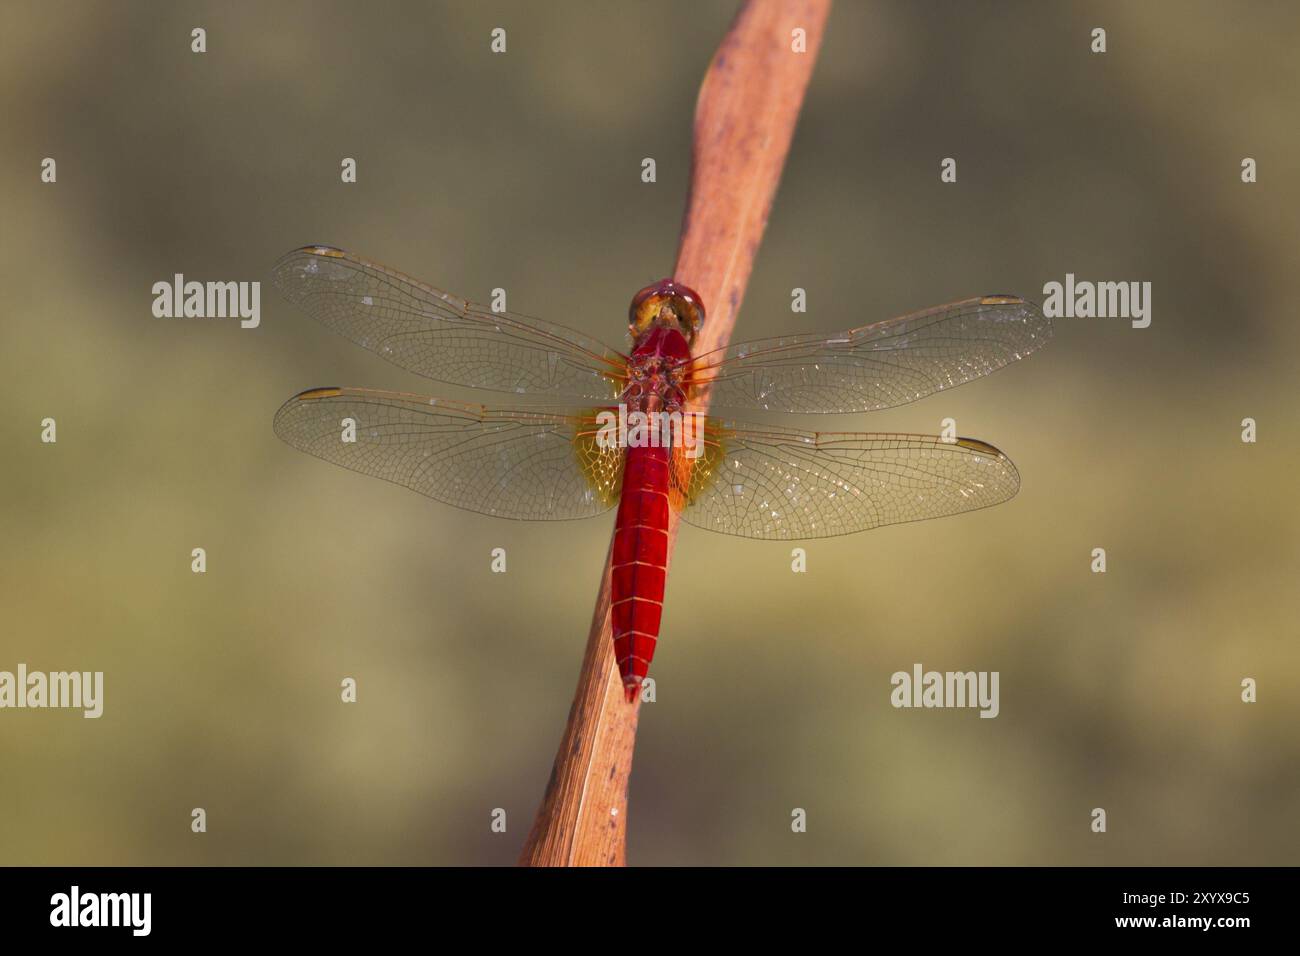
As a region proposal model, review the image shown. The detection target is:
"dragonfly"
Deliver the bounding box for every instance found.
[272,246,1051,700]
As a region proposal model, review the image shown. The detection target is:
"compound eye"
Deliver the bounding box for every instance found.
[629,280,672,325]
[628,279,707,340]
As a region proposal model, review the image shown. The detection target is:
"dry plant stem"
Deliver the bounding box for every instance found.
[518,0,831,867]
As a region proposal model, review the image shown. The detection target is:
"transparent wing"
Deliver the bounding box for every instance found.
[673,419,1020,539]
[273,387,624,520]
[273,246,628,401]
[689,295,1050,413]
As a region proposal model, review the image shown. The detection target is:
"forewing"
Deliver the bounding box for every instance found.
[689,295,1050,413]
[273,387,624,521]
[273,246,628,401]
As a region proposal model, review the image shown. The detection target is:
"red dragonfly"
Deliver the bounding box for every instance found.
[272,246,1051,700]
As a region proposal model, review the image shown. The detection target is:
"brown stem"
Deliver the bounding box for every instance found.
[518,0,832,867]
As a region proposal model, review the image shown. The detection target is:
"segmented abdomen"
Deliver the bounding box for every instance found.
[611,444,669,701]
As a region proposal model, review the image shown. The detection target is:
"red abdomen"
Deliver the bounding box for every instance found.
[611,444,670,701]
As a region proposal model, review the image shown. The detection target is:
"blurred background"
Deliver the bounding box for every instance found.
[1,0,1297,865]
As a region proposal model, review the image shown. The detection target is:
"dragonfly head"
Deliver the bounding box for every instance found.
[629,279,706,346]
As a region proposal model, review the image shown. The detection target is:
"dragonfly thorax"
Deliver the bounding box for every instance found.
[624,325,691,413]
